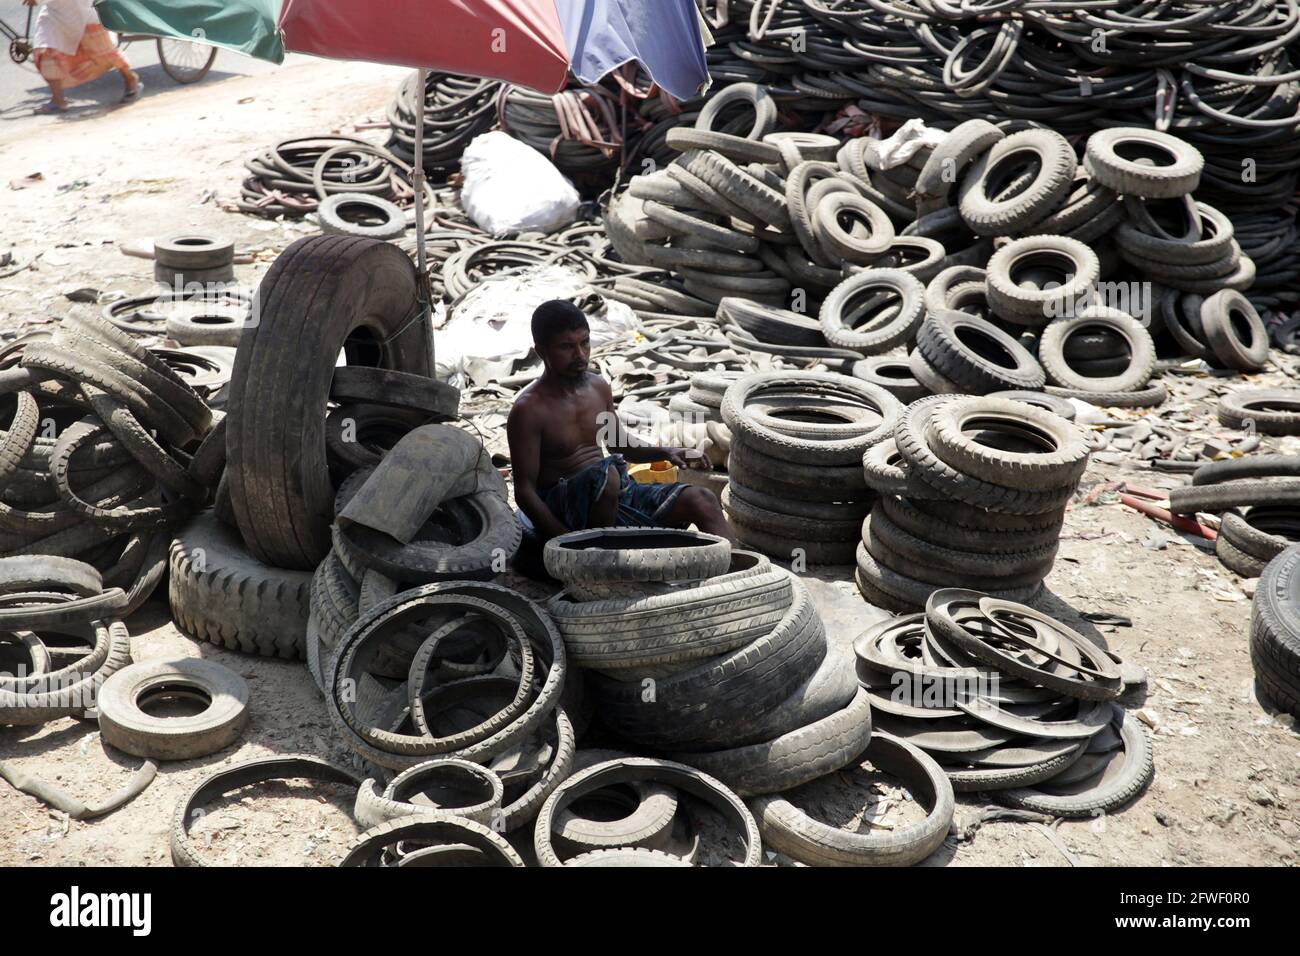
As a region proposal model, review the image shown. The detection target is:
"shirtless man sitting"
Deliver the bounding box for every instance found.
[508,300,734,542]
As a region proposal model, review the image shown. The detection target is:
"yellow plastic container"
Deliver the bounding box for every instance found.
[628,460,678,484]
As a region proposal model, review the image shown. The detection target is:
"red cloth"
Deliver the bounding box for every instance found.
[35,23,130,87]
[278,0,570,92]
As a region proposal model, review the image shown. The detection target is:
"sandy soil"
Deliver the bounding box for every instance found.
[0,59,1297,868]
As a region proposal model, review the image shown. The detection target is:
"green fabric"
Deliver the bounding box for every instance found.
[94,0,286,63]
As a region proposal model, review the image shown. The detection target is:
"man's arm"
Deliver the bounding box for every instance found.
[507,401,571,540]
[599,379,709,470]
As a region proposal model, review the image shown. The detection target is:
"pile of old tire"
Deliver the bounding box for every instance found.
[545,527,950,865]
[154,234,235,288]
[0,557,135,728]
[605,127,978,313]
[1175,456,1300,579]
[858,395,1091,610]
[1248,546,1300,718]
[385,71,502,177]
[167,237,461,669]
[306,425,520,690]
[1,312,218,619]
[223,236,455,572]
[854,589,1153,819]
[237,136,429,220]
[721,371,903,566]
[1150,288,1269,374]
[323,579,580,839]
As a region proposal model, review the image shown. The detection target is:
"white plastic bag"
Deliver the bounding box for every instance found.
[460,131,582,236]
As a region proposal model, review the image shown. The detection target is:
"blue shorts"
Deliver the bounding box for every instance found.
[537,454,685,531]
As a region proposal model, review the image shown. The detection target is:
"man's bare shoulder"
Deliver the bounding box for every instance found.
[586,371,613,401]
[508,382,546,425]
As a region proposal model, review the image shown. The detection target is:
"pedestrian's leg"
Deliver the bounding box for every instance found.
[47,78,68,108]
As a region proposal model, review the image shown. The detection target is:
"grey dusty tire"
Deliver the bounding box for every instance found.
[163,310,245,348]
[548,553,792,674]
[1220,510,1300,563]
[852,355,927,403]
[1199,290,1268,371]
[543,527,731,601]
[1169,479,1300,516]
[1218,389,1300,435]
[722,371,903,466]
[1038,308,1155,393]
[172,755,360,867]
[169,511,312,660]
[97,658,249,761]
[0,620,132,726]
[226,235,433,570]
[318,193,406,240]
[590,580,826,751]
[896,396,1079,515]
[550,749,679,857]
[342,816,524,867]
[958,129,1076,236]
[1084,128,1203,199]
[1045,382,1167,409]
[820,269,926,355]
[914,119,1004,216]
[1249,546,1300,716]
[915,310,1045,393]
[750,732,954,866]
[986,236,1100,327]
[1217,534,1265,578]
[994,706,1154,817]
[926,396,1090,491]
[533,757,762,868]
[353,758,504,828]
[154,234,234,271]
[669,686,874,798]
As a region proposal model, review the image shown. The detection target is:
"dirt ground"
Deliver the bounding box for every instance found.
[0,60,1297,868]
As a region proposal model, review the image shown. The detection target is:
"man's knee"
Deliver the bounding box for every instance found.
[679,487,720,521]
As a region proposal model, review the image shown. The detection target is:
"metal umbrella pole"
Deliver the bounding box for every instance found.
[410,67,434,367]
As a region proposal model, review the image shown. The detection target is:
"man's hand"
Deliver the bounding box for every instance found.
[666,448,709,471]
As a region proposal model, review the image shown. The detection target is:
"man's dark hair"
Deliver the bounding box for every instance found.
[531,299,589,348]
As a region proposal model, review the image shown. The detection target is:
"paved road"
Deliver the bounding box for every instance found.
[0,0,288,125]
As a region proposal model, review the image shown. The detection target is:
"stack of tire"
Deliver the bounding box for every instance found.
[1249,546,1300,719]
[306,424,520,691]
[1169,456,1300,580]
[858,394,1091,610]
[154,233,235,289]
[720,371,903,566]
[0,557,135,728]
[167,236,462,675]
[322,578,579,839]
[854,589,1154,819]
[546,530,869,790]
[2,312,218,620]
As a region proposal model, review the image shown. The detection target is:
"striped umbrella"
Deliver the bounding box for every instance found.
[94,0,709,281]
